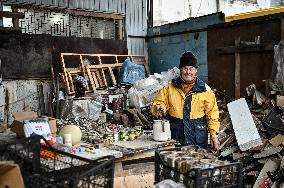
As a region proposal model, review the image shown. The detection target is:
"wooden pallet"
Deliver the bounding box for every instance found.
[60,53,149,95]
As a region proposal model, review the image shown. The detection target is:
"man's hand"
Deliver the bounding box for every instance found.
[210,135,220,152]
[155,104,165,118]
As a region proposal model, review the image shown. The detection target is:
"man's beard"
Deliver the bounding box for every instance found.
[181,75,196,83]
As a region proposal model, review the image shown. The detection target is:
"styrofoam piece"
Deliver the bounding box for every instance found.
[227,98,262,151]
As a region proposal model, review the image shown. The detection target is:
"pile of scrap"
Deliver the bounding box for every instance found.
[216,82,284,187]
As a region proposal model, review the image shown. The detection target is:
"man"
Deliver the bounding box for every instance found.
[151,51,220,151]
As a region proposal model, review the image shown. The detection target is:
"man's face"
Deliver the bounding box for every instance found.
[180,66,197,82]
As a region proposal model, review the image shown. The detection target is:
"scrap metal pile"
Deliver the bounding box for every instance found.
[215,82,284,187]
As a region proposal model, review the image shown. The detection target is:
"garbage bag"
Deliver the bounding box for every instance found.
[121,59,145,84]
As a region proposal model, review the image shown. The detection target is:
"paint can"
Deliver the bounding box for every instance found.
[103,132,114,143]
[119,130,129,141]
[128,130,137,141]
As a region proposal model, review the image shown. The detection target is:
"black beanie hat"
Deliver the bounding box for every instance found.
[179,51,198,69]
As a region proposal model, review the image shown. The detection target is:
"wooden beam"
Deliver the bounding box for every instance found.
[0,11,24,19]
[235,37,241,99]
[11,6,20,30]
[216,43,274,54]
[117,19,123,40]
[66,9,124,20]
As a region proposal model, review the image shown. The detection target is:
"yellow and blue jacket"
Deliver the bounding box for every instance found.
[151,77,220,146]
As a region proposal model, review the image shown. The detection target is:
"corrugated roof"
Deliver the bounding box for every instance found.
[226,6,284,22]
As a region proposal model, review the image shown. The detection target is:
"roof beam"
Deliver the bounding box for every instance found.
[0,11,24,19]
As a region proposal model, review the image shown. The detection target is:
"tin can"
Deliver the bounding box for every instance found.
[103,132,114,143]
[134,126,142,137]
[113,132,119,141]
[119,131,129,141]
[128,130,137,141]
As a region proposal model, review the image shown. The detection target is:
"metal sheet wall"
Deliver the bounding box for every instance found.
[2,0,126,13]
[125,0,147,55]
[2,0,147,55]
[147,13,224,81]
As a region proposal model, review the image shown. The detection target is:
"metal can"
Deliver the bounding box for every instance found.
[103,132,114,143]
[134,126,142,137]
[113,132,119,141]
[128,130,137,141]
[119,131,129,141]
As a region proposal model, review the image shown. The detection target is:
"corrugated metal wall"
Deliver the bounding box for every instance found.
[147,13,224,82]
[1,0,147,55]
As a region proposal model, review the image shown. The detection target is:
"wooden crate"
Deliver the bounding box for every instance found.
[60,53,149,95]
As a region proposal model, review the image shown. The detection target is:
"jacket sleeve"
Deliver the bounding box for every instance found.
[150,86,169,117]
[204,91,220,137]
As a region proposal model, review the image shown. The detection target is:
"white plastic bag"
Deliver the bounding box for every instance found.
[153,179,186,188]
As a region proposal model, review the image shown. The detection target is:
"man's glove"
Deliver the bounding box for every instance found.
[155,104,165,118]
[210,135,220,152]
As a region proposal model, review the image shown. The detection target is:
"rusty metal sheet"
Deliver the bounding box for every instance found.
[0,33,127,78]
[208,19,280,98]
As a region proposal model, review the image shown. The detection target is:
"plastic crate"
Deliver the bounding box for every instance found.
[155,147,243,188]
[1,135,115,188]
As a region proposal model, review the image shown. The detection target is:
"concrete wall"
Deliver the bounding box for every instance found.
[0,80,51,125]
[147,13,225,82]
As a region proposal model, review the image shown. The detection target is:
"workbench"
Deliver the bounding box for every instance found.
[0,131,175,187]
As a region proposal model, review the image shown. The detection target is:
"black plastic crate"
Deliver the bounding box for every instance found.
[155,147,243,188]
[1,135,114,188]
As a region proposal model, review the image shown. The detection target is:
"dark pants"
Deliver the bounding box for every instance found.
[168,116,208,148]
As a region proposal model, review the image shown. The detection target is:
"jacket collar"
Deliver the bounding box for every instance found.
[172,77,206,93]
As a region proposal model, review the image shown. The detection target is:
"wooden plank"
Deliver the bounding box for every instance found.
[89,63,122,69]
[108,67,117,85]
[100,69,108,87]
[216,43,274,54]
[66,9,124,20]
[235,37,241,99]
[91,71,100,88]
[11,6,20,29]
[117,19,123,40]
[67,72,74,93]
[86,67,97,91]
[61,53,144,57]
[95,70,104,87]
[0,11,25,19]
[114,173,154,187]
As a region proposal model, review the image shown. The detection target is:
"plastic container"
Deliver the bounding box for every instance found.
[1,135,115,188]
[155,147,243,188]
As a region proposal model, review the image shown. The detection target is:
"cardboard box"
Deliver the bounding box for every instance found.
[11,111,57,137]
[277,95,284,108]
[0,161,25,188]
